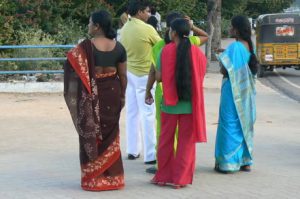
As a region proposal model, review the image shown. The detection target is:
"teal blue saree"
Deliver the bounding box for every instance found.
[215,41,256,172]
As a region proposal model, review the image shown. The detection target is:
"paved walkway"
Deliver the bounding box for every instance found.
[0,65,299,199]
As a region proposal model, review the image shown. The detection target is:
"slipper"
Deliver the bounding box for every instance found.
[150,180,166,186]
[172,184,186,189]
[214,165,235,174]
[240,165,251,172]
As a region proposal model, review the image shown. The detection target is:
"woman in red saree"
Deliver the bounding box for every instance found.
[151,18,207,189]
[64,10,127,191]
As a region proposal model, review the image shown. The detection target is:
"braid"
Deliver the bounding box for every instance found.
[245,36,254,54]
[233,15,258,76]
[164,29,171,44]
[245,35,258,75]
[171,18,192,101]
[176,37,192,100]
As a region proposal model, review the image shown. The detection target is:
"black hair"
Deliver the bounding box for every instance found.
[147,15,158,30]
[170,18,192,101]
[164,12,183,44]
[150,6,156,15]
[231,15,258,75]
[91,10,116,40]
[128,0,150,16]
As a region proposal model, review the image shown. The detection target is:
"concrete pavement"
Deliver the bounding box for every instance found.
[0,63,299,199]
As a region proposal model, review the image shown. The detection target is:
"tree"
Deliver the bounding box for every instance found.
[223,0,294,19]
[0,0,295,46]
[0,0,18,45]
[222,0,248,19]
[211,0,221,61]
[152,0,206,20]
[246,0,294,18]
[206,0,221,64]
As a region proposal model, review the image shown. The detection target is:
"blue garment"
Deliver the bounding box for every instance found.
[215,41,256,171]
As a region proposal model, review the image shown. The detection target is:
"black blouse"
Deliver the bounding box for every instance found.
[93,41,126,67]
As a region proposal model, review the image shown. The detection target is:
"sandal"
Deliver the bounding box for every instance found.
[214,164,235,174]
[240,165,251,172]
[172,184,186,189]
[150,180,166,186]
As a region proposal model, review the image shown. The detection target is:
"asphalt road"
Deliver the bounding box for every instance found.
[259,67,300,102]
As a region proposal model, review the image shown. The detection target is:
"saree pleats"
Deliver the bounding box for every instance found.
[81,74,124,191]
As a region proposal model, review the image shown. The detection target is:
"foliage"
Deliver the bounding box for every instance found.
[0,0,114,45]
[221,18,231,37]
[0,0,113,71]
[222,0,294,19]
[0,0,18,45]
[246,0,294,18]
[222,0,248,19]
[6,28,62,71]
[51,18,87,44]
[0,0,295,72]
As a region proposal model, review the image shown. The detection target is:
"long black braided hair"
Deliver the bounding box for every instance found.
[231,15,258,75]
[170,18,192,101]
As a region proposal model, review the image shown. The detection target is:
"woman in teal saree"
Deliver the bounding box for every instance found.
[215,16,258,173]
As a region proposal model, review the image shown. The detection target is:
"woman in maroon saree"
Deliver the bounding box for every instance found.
[64,10,127,191]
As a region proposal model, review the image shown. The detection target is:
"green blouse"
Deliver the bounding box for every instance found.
[156,44,194,114]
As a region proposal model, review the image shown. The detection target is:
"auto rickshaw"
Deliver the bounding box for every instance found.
[256,13,300,77]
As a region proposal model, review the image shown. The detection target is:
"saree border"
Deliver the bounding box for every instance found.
[81,135,124,191]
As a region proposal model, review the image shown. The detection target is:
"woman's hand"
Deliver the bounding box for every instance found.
[184,15,193,29]
[145,91,154,105]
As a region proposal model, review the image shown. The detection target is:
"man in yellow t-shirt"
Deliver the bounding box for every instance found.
[120,0,161,164]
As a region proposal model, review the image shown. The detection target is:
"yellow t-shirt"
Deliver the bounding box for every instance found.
[120,17,162,76]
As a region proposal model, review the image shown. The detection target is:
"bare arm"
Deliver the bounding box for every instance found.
[192,25,208,45]
[117,62,127,108]
[184,16,209,45]
[155,70,162,82]
[145,64,156,105]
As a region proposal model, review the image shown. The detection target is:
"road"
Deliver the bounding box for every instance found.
[0,37,299,199]
[0,72,300,199]
[259,68,300,102]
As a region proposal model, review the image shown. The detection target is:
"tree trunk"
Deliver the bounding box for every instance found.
[211,0,222,61]
[206,0,217,67]
[206,0,222,65]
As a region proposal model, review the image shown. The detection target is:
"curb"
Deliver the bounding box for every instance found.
[0,82,63,93]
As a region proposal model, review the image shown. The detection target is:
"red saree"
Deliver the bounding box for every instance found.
[64,39,124,191]
[152,42,207,187]
[161,43,207,143]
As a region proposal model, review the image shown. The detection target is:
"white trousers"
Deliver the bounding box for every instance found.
[125,71,156,162]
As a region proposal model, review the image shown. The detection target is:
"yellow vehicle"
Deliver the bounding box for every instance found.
[256,13,300,77]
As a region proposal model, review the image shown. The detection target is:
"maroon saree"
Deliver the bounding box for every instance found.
[64,39,124,191]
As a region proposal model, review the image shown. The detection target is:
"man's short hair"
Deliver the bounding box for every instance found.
[128,0,150,16]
